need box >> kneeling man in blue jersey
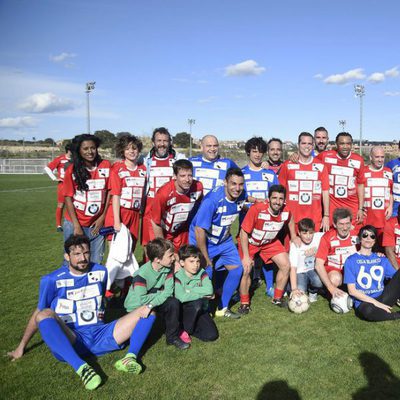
[190,167,246,319]
[8,235,150,390]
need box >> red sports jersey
[147,155,175,199]
[47,154,71,182]
[317,150,364,223]
[151,179,203,238]
[63,160,111,227]
[362,166,393,228]
[382,217,400,265]
[315,228,359,271]
[278,158,329,229]
[109,161,147,210]
[241,201,291,246]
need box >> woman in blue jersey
[344,225,400,321]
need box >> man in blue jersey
[8,235,150,390]
[189,135,239,195]
[241,137,279,299]
[190,167,246,319]
[386,141,400,217]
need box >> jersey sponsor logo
[155,176,170,188]
[251,228,265,240]
[364,172,372,178]
[56,279,74,288]
[173,212,189,223]
[288,181,299,192]
[55,299,74,314]
[348,159,361,169]
[196,168,220,179]
[221,214,237,226]
[262,221,283,231]
[98,168,110,178]
[88,270,105,283]
[299,192,312,205]
[262,172,275,182]
[368,178,388,187]
[87,179,106,190]
[299,180,313,191]
[331,165,353,177]
[77,310,97,325]
[88,190,102,202]
[372,198,384,209]
[383,170,393,180]
[190,190,202,201]
[125,177,145,187]
[335,185,347,198]
[312,163,324,172]
[73,201,85,211]
[281,211,289,220]
[210,224,223,236]
[74,190,86,203]
[150,167,174,177]
[295,171,318,181]
[118,170,130,178]
[287,164,300,170]
[139,169,146,177]
[371,187,386,197]
[325,157,337,164]
[351,236,359,245]
[191,161,202,167]
[313,181,322,193]
[258,213,271,221]
[331,240,340,246]
[246,181,269,191]
[86,202,100,216]
[167,197,177,206]
[66,284,100,301]
[289,194,298,201]
[59,314,76,324]
[335,175,348,185]
[214,161,228,170]
[170,202,194,214]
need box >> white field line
[0,186,55,193]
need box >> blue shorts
[208,238,242,271]
[53,321,125,361]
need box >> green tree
[94,130,116,148]
[173,132,191,148]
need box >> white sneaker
[309,292,318,303]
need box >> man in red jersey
[316,132,365,226]
[44,143,72,231]
[151,159,203,252]
[141,127,185,250]
[361,146,393,245]
[383,205,400,270]
[238,184,299,311]
[279,132,330,232]
[315,208,360,297]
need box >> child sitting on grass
[289,218,323,302]
[174,245,219,343]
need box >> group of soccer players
[8,126,400,390]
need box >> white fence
[0,158,50,174]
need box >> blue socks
[221,266,243,309]
[128,315,156,357]
[38,318,85,372]
[263,264,274,291]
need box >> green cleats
[115,353,142,374]
[76,363,101,390]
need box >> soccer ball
[330,293,353,314]
[288,293,310,314]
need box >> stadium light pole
[354,84,365,156]
[188,118,195,157]
[339,119,346,132]
[86,82,96,134]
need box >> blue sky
[0,0,399,142]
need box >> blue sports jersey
[189,155,239,195]
[242,165,279,200]
[38,263,107,329]
[190,185,246,246]
[343,253,396,308]
[385,157,400,217]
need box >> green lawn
[1,175,400,400]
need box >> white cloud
[224,60,266,77]
[49,52,77,63]
[313,73,323,79]
[384,91,400,96]
[0,116,38,129]
[324,68,366,84]
[19,92,76,113]
[367,72,385,83]
[385,66,399,78]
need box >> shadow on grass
[352,352,400,400]
[256,380,301,400]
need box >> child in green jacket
[175,245,219,343]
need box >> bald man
[189,135,239,195]
[361,146,393,244]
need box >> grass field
[1,175,400,400]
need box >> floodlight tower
[339,120,346,132]
[354,84,365,155]
[86,82,96,134]
[188,118,196,157]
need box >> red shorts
[140,208,155,246]
[57,182,65,203]
[325,266,343,275]
[238,239,286,264]
[166,231,189,253]
[104,207,140,250]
